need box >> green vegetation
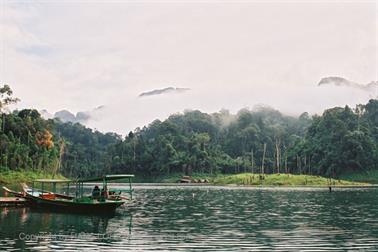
[0,84,120,180]
[1,84,378,184]
[109,100,378,180]
[0,170,66,184]
[339,170,378,184]
[134,172,369,186]
[212,173,368,186]
[143,173,214,183]
[53,122,121,177]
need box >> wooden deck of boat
[0,197,27,207]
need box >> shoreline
[129,183,378,188]
[0,170,66,185]
[1,170,376,188]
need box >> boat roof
[34,179,72,183]
[33,174,134,183]
[78,174,135,182]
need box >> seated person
[92,185,100,199]
[101,185,109,200]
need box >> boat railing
[27,174,135,201]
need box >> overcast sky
[1,0,377,135]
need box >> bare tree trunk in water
[262,143,266,175]
[275,138,280,173]
[285,151,288,174]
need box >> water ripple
[1,186,378,251]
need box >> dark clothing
[92,187,100,199]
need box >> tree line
[0,84,121,178]
[109,100,377,178]
[1,84,377,179]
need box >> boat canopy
[33,175,134,184]
[29,174,134,200]
[78,174,135,183]
[34,179,72,183]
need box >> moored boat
[22,174,134,214]
[2,186,26,198]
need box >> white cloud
[1,1,377,135]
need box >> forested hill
[108,100,378,178]
[0,110,121,178]
[0,85,377,179]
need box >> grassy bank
[212,173,369,186]
[149,172,370,186]
[1,170,373,186]
[0,170,66,184]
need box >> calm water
[1,185,378,251]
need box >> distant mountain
[139,87,190,97]
[54,110,76,123]
[366,81,378,91]
[318,77,378,93]
[40,105,105,124]
[40,109,53,119]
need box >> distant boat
[22,174,134,214]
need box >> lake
[1,185,378,251]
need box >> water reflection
[1,186,378,251]
[0,205,133,250]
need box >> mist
[1,1,377,135]
[78,82,376,135]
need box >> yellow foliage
[36,130,54,149]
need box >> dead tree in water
[284,145,288,174]
[261,143,266,175]
[275,138,281,173]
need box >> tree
[1,84,376,181]
[0,84,20,112]
[0,84,20,132]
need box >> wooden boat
[2,186,26,198]
[22,174,134,214]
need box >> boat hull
[25,194,125,214]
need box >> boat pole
[81,182,84,198]
[129,177,132,199]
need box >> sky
[1,0,377,135]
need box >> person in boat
[101,185,109,200]
[92,185,101,199]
